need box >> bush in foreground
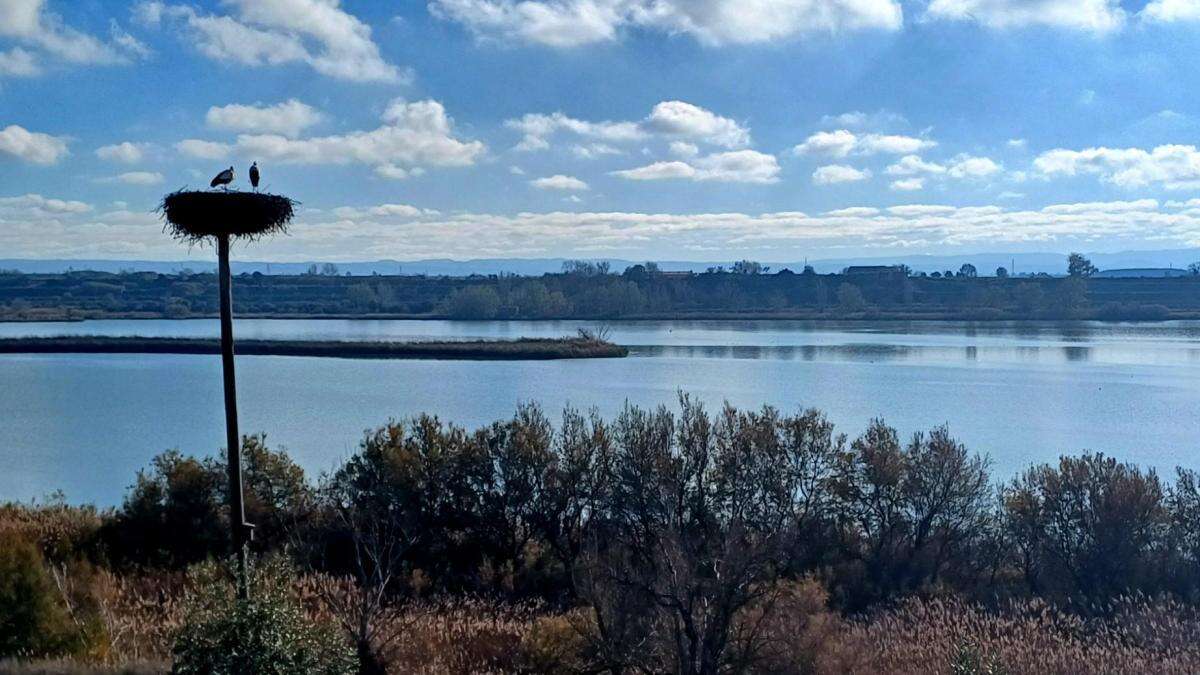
[171,557,354,675]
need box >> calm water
[2,319,1198,504]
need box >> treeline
[5,399,1200,672]
[2,264,1198,321]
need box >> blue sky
[4,0,1200,262]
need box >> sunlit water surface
[2,319,1197,504]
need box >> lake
[2,318,1198,505]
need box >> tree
[958,264,978,278]
[562,260,610,277]
[1188,262,1200,276]
[837,283,866,313]
[445,286,501,319]
[1067,253,1097,278]
[732,260,770,275]
[995,267,1009,278]
[321,263,340,276]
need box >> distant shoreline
[0,336,629,360]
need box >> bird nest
[160,190,296,242]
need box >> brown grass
[9,570,1200,674]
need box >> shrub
[171,557,355,675]
[0,532,82,658]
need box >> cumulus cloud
[1034,144,1200,189]
[812,164,871,184]
[1142,0,1200,21]
[0,0,145,69]
[507,100,747,152]
[884,154,1001,181]
[924,0,1125,32]
[95,141,149,163]
[793,129,935,157]
[0,124,68,164]
[531,174,590,190]
[612,150,780,184]
[429,0,903,47]
[135,0,404,83]
[178,99,485,177]
[642,101,750,148]
[571,143,623,159]
[205,99,323,138]
[890,178,924,191]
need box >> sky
[5,0,1200,263]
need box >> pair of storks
[210,162,259,190]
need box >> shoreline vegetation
[1,260,1198,323]
[0,335,628,360]
[4,398,1200,673]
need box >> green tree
[958,264,978,278]
[995,267,1009,278]
[1067,253,1097,277]
[837,283,867,312]
[445,286,501,319]
[0,533,82,658]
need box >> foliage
[0,533,87,659]
[171,557,355,675]
[1068,253,1098,278]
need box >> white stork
[249,162,260,190]
[210,166,234,190]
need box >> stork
[210,166,235,190]
[249,162,260,191]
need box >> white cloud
[531,174,590,191]
[571,143,623,159]
[95,141,149,163]
[0,124,68,164]
[1034,144,1200,189]
[885,155,946,176]
[924,0,1125,32]
[825,207,880,217]
[794,129,934,157]
[890,178,924,191]
[0,0,143,67]
[179,99,485,175]
[947,154,1002,179]
[610,160,697,181]
[430,0,903,48]
[813,164,871,184]
[507,100,747,152]
[137,0,404,83]
[101,171,165,185]
[176,139,232,160]
[669,141,699,157]
[509,165,525,175]
[612,150,780,183]
[1007,138,1028,149]
[642,101,750,148]
[507,112,645,151]
[0,47,39,76]
[8,194,1200,260]
[1141,0,1200,22]
[205,100,323,138]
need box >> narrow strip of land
[0,336,628,360]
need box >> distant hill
[2,249,1198,277]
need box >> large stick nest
[160,190,296,242]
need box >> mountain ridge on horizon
[3,248,1199,277]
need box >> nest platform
[160,190,295,242]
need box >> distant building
[842,265,906,279]
[1093,268,1191,279]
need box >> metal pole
[218,234,250,600]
